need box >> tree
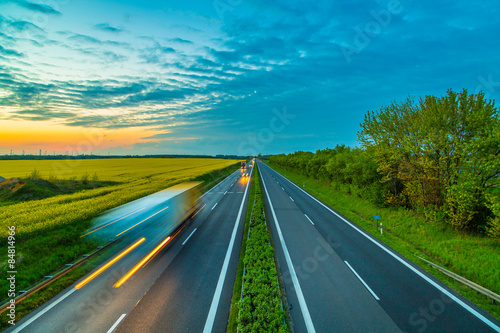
[358,89,500,232]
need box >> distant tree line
[0,154,246,160]
[270,89,500,237]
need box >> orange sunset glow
[0,120,166,153]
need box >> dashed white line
[260,172,316,333]
[182,228,197,245]
[344,261,380,300]
[224,190,228,195]
[282,187,285,191]
[304,214,314,225]
[212,203,218,210]
[289,196,294,202]
[11,288,77,332]
[263,163,500,332]
[107,314,127,333]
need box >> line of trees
[270,89,500,237]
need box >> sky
[0,0,499,156]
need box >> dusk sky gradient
[1,0,499,156]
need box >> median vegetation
[228,165,289,333]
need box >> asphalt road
[258,162,500,333]
[8,167,252,333]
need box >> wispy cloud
[94,23,123,33]
[10,0,61,15]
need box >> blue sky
[1,0,499,156]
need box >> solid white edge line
[11,288,77,332]
[344,261,380,301]
[182,228,197,245]
[107,314,127,333]
[201,169,240,198]
[202,167,253,333]
[304,214,314,225]
[260,167,317,333]
[212,202,218,210]
[263,163,500,332]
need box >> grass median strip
[227,165,290,333]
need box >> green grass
[268,162,500,321]
[0,159,240,310]
[234,165,289,333]
[0,178,114,205]
[227,167,256,333]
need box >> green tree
[359,89,500,232]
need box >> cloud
[10,109,76,121]
[169,37,193,44]
[0,45,23,57]
[13,0,61,15]
[94,23,123,33]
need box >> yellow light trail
[75,237,145,290]
[115,206,169,237]
[113,226,185,288]
[191,204,206,218]
[81,208,146,238]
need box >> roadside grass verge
[228,165,289,333]
[0,159,240,322]
[268,162,500,321]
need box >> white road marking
[212,203,218,210]
[182,228,197,245]
[289,196,294,202]
[282,187,285,191]
[11,288,77,332]
[107,314,127,333]
[304,214,314,225]
[201,169,240,198]
[224,190,227,195]
[203,167,253,333]
[237,191,244,194]
[262,163,500,332]
[344,261,380,300]
[260,171,317,333]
